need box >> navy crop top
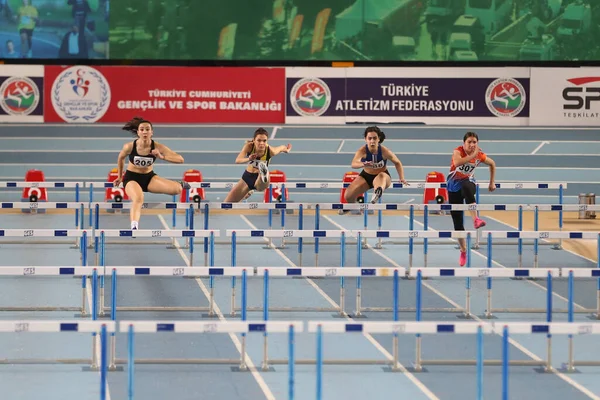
[129,139,157,167]
[363,145,387,169]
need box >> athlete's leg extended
[254,162,270,192]
[224,180,251,203]
[448,189,468,266]
[461,181,486,229]
[345,177,370,203]
[370,171,392,203]
[125,181,144,229]
[147,175,187,196]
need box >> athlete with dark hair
[447,131,496,266]
[345,126,408,204]
[113,116,190,229]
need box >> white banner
[285,67,531,126]
[530,67,600,126]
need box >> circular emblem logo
[0,77,40,116]
[290,77,331,117]
[51,66,111,123]
[485,78,526,117]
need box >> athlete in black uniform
[345,126,408,204]
[113,116,190,229]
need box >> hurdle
[98,266,250,319]
[96,229,218,267]
[0,320,114,370]
[90,201,198,249]
[120,320,301,399]
[486,230,600,269]
[0,266,95,315]
[307,320,595,400]
[0,229,89,264]
[0,202,87,247]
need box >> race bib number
[457,163,477,175]
[133,156,154,167]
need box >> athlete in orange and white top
[447,132,496,266]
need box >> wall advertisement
[43,65,286,124]
[285,67,531,126]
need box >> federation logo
[289,77,331,117]
[51,66,111,123]
[0,76,40,116]
[485,78,526,117]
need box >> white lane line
[237,214,440,400]
[270,126,280,140]
[157,214,275,400]
[85,279,112,400]
[531,141,550,155]
[336,140,345,153]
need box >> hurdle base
[533,366,555,374]
[557,365,581,374]
[73,312,89,318]
[82,365,99,372]
[349,312,368,319]
[331,312,349,318]
[456,313,474,320]
[109,365,125,372]
[480,312,498,320]
[201,313,219,319]
[382,365,407,373]
[405,366,429,373]
[586,314,600,320]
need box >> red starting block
[339,172,365,203]
[180,169,205,203]
[105,168,129,203]
[21,169,47,213]
[423,171,448,213]
[264,169,289,203]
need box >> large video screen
[108,0,597,62]
[0,0,109,59]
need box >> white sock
[131,220,138,229]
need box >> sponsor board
[285,67,530,125]
[44,66,285,124]
[530,68,600,126]
[0,65,44,123]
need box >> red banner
[44,66,285,124]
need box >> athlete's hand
[282,143,292,153]
[362,160,374,167]
[248,153,258,161]
[400,179,409,186]
[470,146,480,159]
[488,182,496,192]
[113,177,122,188]
[151,149,164,159]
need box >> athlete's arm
[452,148,479,167]
[383,147,408,184]
[234,142,255,164]
[114,142,132,186]
[351,148,367,169]
[271,143,292,156]
[154,142,184,164]
[482,156,496,191]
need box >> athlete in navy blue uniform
[113,116,190,230]
[345,126,408,204]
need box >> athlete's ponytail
[364,126,385,143]
[122,116,152,137]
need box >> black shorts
[448,180,477,205]
[242,170,259,190]
[359,169,390,189]
[123,170,157,192]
